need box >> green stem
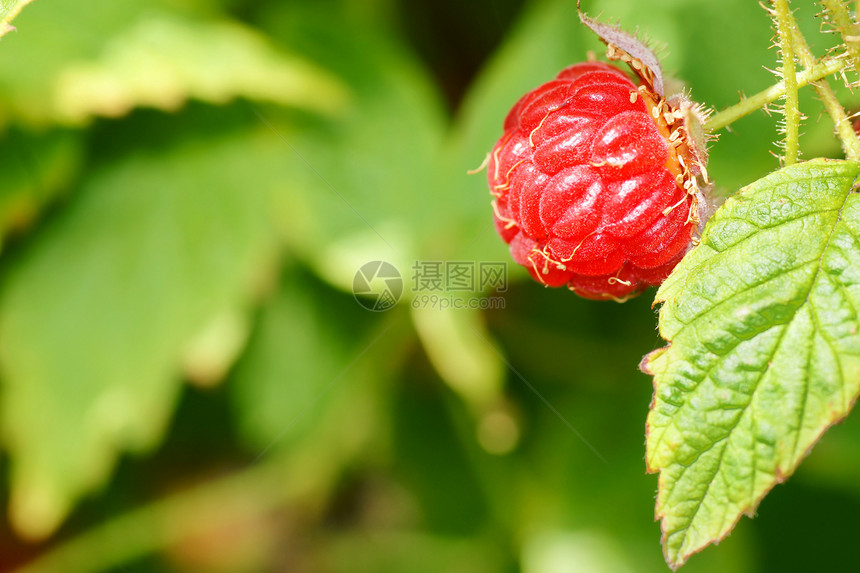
[705,57,847,132]
[775,0,800,165]
[791,10,860,160]
[812,84,860,160]
[822,0,860,74]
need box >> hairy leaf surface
[645,159,860,568]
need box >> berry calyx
[488,60,705,301]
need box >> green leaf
[230,269,356,451]
[52,14,346,124]
[0,133,278,539]
[230,264,414,458]
[0,0,34,37]
[0,0,344,126]
[256,4,447,290]
[0,129,82,241]
[644,159,860,568]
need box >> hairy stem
[791,10,860,160]
[774,0,801,164]
[822,0,860,74]
[706,57,846,132]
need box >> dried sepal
[577,7,664,95]
[578,3,718,234]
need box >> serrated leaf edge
[646,159,860,569]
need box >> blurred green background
[0,0,858,571]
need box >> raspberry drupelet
[488,61,697,301]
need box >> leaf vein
[670,260,817,336]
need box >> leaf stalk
[705,57,847,132]
[774,0,801,165]
[790,8,860,161]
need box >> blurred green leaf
[230,268,361,451]
[0,132,279,539]
[0,129,82,242]
[229,262,417,471]
[181,306,251,387]
[645,159,860,568]
[0,0,344,126]
[256,3,448,290]
[0,0,35,37]
[54,14,346,124]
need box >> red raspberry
[488,61,696,301]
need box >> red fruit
[488,61,698,301]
